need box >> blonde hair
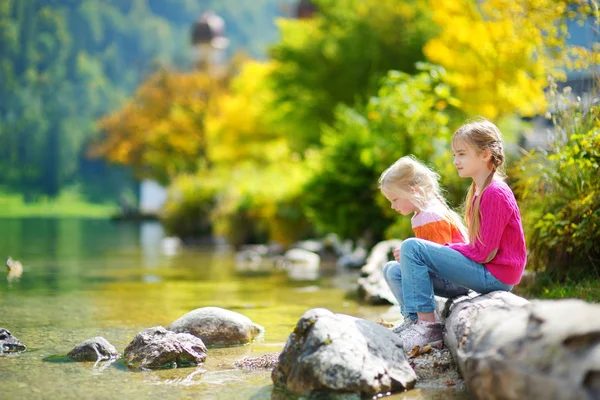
[379,155,467,240]
[452,117,506,245]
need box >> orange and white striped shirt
[412,200,465,245]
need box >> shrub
[161,174,217,239]
[514,80,600,279]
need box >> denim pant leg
[431,274,470,298]
[382,261,417,321]
[399,238,513,314]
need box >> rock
[123,326,207,370]
[235,249,272,273]
[357,268,397,305]
[280,248,321,281]
[336,246,368,269]
[234,353,280,370]
[0,328,26,354]
[360,239,403,277]
[444,291,600,400]
[167,307,264,346]
[67,337,119,361]
[272,308,416,398]
[356,239,404,305]
[290,239,325,255]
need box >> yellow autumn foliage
[92,69,221,184]
[205,60,311,246]
[424,0,594,119]
[206,61,283,165]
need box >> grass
[0,187,118,218]
[514,272,600,303]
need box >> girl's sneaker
[399,320,443,350]
[391,317,416,335]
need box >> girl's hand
[393,248,400,262]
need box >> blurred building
[139,180,168,216]
[296,0,317,19]
[191,10,230,73]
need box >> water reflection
[144,367,206,386]
[140,221,165,268]
[92,357,119,374]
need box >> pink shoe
[391,317,416,335]
[399,320,443,350]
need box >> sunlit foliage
[424,0,597,119]
[93,69,219,184]
[268,0,437,150]
[159,61,311,245]
[513,79,600,279]
[206,61,281,166]
[206,61,311,246]
[303,65,468,240]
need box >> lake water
[0,219,468,399]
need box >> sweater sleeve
[449,186,512,263]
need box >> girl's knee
[383,261,400,280]
[383,261,395,273]
[400,237,421,255]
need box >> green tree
[267,0,437,151]
[0,0,288,200]
[303,65,465,240]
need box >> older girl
[398,118,526,349]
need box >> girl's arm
[448,186,513,263]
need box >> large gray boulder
[444,291,600,400]
[272,308,416,398]
[0,328,26,354]
[167,307,264,346]
[67,337,119,361]
[123,326,207,370]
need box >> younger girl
[397,118,527,350]
[379,156,470,333]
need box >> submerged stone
[123,326,207,370]
[0,328,26,355]
[67,337,119,361]
[168,307,264,346]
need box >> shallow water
[0,219,468,399]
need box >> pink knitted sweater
[449,180,526,285]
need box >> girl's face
[452,140,491,179]
[382,188,417,216]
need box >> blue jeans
[397,238,512,315]
[383,261,470,321]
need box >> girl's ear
[480,148,492,162]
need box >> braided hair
[452,117,506,245]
